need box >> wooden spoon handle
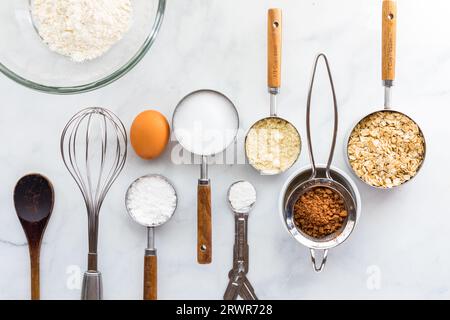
[143,252,157,300]
[382,0,397,82]
[268,8,282,89]
[197,181,212,264]
[30,249,40,300]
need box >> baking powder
[126,175,177,226]
[228,181,257,212]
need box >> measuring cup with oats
[346,0,426,189]
[245,9,301,175]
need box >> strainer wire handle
[306,53,338,180]
[310,249,328,273]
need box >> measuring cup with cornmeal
[245,9,301,175]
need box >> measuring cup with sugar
[125,174,177,300]
[172,89,239,264]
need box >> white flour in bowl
[31,0,133,62]
[126,175,177,227]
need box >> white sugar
[173,91,238,156]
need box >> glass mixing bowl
[0,0,166,94]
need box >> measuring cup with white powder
[172,89,239,264]
[125,174,177,300]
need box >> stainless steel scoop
[224,181,258,300]
[125,174,177,300]
[282,54,358,273]
[227,182,256,276]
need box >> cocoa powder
[293,187,348,238]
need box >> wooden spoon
[14,174,54,300]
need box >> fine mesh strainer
[281,54,359,273]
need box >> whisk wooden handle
[268,8,282,89]
[143,254,157,300]
[382,0,397,82]
[197,182,212,264]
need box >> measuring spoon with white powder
[225,181,258,300]
[125,174,177,300]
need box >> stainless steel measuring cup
[346,0,426,189]
[172,89,239,264]
[279,54,360,273]
[245,9,301,175]
[125,174,177,300]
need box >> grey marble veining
[0,0,449,299]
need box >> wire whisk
[60,107,127,300]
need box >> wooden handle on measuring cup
[382,0,397,82]
[197,181,212,264]
[268,8,282,89]
[143,253,157,300]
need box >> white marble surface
[0,0,449,300]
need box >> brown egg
[130,110,170,160]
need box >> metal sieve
[279,53,359,273]
[346,0,426,189]
[279,166,361,273]
[245,9,301,175]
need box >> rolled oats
[347,111,425,188]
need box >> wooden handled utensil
[125,174,178,300]
[346,0,426,189]
[172,89,239,264]
[245,8,301,175]
[14,174,54,300]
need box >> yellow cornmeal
[246,118,301,174]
